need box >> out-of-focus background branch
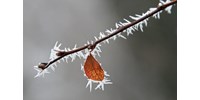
[24,0,176,100]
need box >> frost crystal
[160,0,173,14]
[50,41,62,61]
[34,66,50,78]
[84,70,112,92]
[153,11,162,19]
[165,5,173,14]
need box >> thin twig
[42,0,177,69]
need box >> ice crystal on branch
[50,41,62,61]
[34,67,50,78]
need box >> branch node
[88,43,96,52]
[38,63,48,70]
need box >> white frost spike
[64,48,68,52]
[53,41,58,48]
[67,48,71,51]
[93,48,101,57]
[119,21,126,26]
[149,8,157,12]
[50,65,55,71]
[73,44,77,50]
[96,50,101,57]
[87,41,90,45]
[70,53,76,62]
[112,35,117,40]
[84,49,90,59]
[62,58,65,62]
[143,19,148,27]
[64,56,69,63]
[77,51,85,59]
[139,23,144,32]
[86,79,92,92]
[80,64,84,71]
[54,41,62,49]
[135,14,142,18]
[123,18,131,24]
[105,29,113,34]
[153,11,162,19]
[134,23,139,30]
[94,36,98,41]
[90,40,94,44]
[91,51,96,57]
[85,78,112,91]
[95,82,104,90]
[129,15,139,20]
[117,33,127,39]
[94,78,112,91]
[57,59,61,63]
[68,48,77,62]
[53,63,57,68]
[34,66,50,78]
[105,29,111,35]
[105,38,109,44]
[159,0,164,4]
[159,0,173,14]
[99,32,106,40]
[104,71,110,77]
[115,23,122,29]
[126,27,134,36]
[96,44,102,53]
[165,5,172,14]
[50,41,62,60]
[91,50,96,58]
[160,0,171,5]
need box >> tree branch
[39,0,177,70]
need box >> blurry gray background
[24,0,177,100]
